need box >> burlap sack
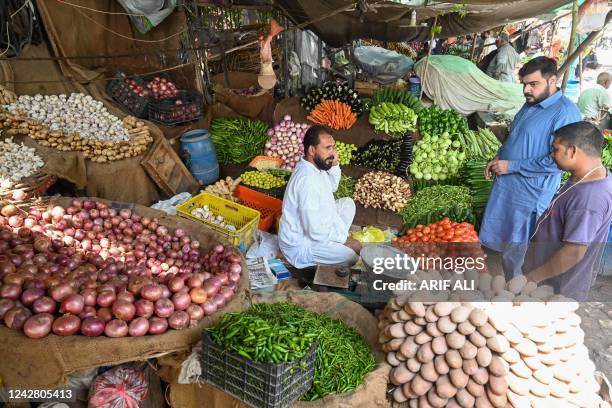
[9,130,162,206]
[163,291,392,408]
[0,198,249,388]
[212,72,274,120]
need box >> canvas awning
[271,0,573,47]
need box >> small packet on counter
[267,258,291,281]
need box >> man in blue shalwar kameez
[479,57,581,279]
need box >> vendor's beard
[314,155,334,171]
[524,87,551,105]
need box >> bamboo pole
[561,0,579,92]
[579,51,583,95]
[511,11,571,43]
[419,15,438,101]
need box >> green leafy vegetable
[400,185,474,230]
[334,174,355,199]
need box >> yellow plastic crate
[176,192,260,251]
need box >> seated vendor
[279,125,361,269]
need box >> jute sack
[0,197,249,388]
[212,72,274,119]
[164,290,392,408]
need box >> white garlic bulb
[6,93,130,142]
[0,136,44,184]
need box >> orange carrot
[307,99,357,130]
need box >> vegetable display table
[273,97,395,147]
[469,111,509,144]
[219,163,404,230]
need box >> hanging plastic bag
[88,366,148,408]
[258,19,284,89]
[246,229,279,260]
[116,0,176,34]
[150,192,192,215]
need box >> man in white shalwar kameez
[487,32,520,83]
[279,125,361,268]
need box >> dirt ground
[581,275,612,380]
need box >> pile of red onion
[0,199,242,339]
[120,75,151,98]
[264,115,309,170]
[147,77,178,99]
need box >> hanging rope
[54,0,147,17]
[73,8,186,43]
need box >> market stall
[1,0,611,406]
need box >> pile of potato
[0,110,152,162]
[379,271,609,408]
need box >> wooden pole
[578,50,583,95]
[561,0,579,92]
[557,9,612,78]
[282,18,291,98]
[470,33,478,62]
[419,15,438,101]
[185,2,212,104]
[513,12,571,42]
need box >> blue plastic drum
[563,80,580,103]
[180,129,219,186]
[408,76,421,98]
